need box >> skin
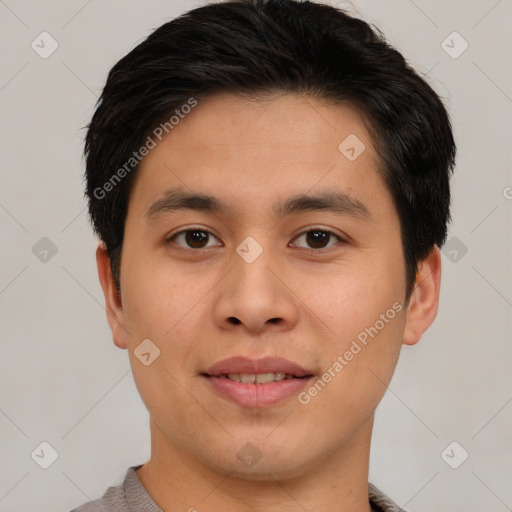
[97,92,441,512]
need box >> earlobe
[96,242,128,349]
[402,246,442,346]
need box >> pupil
[307,230,328,249]
[186,230,208,248]
[183,230,329,250]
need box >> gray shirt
[69,465,407,512]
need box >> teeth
[256,372,284,384]
[224,372,290,383]
[239,373,255,384]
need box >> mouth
[209,372,309,383]
[203,355,312,378]
[201,356,314,407]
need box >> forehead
[129,92,393,222]
[163,92,373,153]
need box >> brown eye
[168,229,221,250]
[292,229,342,251]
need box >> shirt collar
[126,465,406,512]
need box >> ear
[403,245,442,346]
[96,241,128,349]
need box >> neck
[136,416,375,512]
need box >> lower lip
[204,376,312,407]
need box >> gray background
[1,1,511,511]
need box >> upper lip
[203,356,312,378]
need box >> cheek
[121,246,190,335]
[121,257,203,417]
[305,256,404,336]
[306,251,406,397]
[302,303,405,427]
[120,251,216,388]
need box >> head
[85,0,455,480]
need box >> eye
[167,228,222,250]
[166,227,344,253]
[291,228,343,251]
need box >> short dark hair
[84,0,456,302]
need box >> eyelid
[292,225,345,240]
[165,225,223,247]
[165,225,346,251]
[289,225,345,250]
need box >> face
[98,92,439,480]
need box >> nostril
[228,317,241,325]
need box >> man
[71,0,455,510]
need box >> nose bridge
[213,232,299,332]
[231,234,278,299]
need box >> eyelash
[165,226,345,254]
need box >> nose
[212,243,299,335]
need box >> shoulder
[69,497,110,512]
[68,465,144,512]
[68,484,126,512]
[369,482,408,512]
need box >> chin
[199,441,314,482]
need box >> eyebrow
[146,187,371,221]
